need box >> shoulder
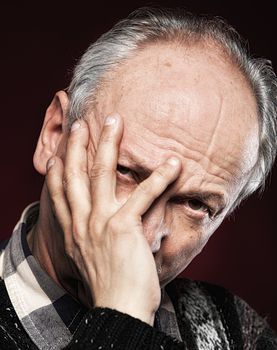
[167,278,277,349]
[166,277,241,315]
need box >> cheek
[158,216,209,282]
[165,211,204,256]
[162,223,204,261]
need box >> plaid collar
[0,203,87,349]
[0,203,182,349]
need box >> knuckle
[153,167,169,182]
[89,214,103,234]
[106,216,124,234]
[137,181,152,196]
[63,170,76,188]
[64,173,74,187]
[106,216,117,232]
[89,164,111,180]
[49,186,63,202]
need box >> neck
[27,184,92,308]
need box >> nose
[142,199,170,253]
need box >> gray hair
[67,7,277,209]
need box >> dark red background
[1,1,276,331]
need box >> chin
[157,265,184,288]
[155,252,194,289]
[155,257,178,288]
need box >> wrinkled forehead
[95,43,259,176]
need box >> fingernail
[71,121,81,132]
[47,158,55,171]
[105,115,117,126]
[167,157,180,167]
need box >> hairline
[78,36,257,126]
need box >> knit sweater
[1,278,276,349]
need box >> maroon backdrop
[1,1,276,331]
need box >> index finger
[119,157,181,218]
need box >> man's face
[82,42,259,286]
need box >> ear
[33,90,69,175]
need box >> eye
[187,199,207,211]
[186,198,214,218]
[116,164,138,183]
[170,196,213,219]
[117,164,131,175]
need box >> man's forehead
[95,42,259,182]
[99,42,257,127]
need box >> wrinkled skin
[85,42,259,285]
[29,41,259,312]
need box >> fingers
[89,114,123,209]
[63,120,91,225]
[45,156,72,245]
[46,111,181,247]
[120,158,181,217]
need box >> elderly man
[0,7,276,349]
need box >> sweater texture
[1,277,276,349]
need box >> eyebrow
[119,150,228,210]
